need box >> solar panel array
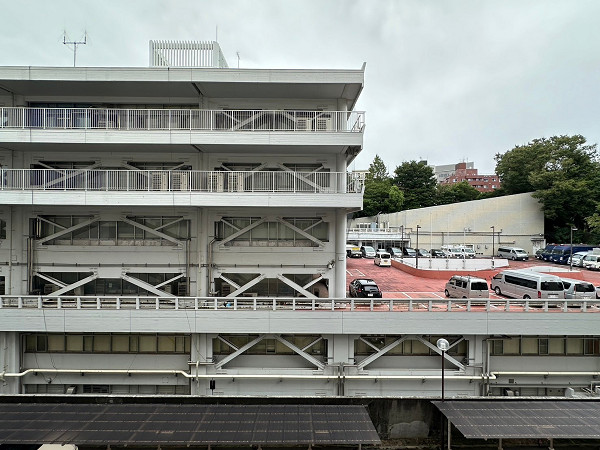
[0,403,380,446]
[434,400,600,439]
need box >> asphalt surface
[346,257,600,299]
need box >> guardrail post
[524,300,529,312]
[408,299,413,312]
[311,298,315,311]
[18,297,23,308]
[428,300,433,312]
[194,298,198,310]
[96,297,101,309]
[582,301,587,312]
[38,297,42,308]
[136,297,140,309]
[155,298,160,309]
[543,301,548,312]
[77,297,81,309]
[466,300,471,312]
[447,300,452,311]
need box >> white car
[568,251,592,267]
[374,251,391,267]
[582,254,600,270]
[360,246,376,258]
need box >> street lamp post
[437,338,450,450]
[570,226,578,271]
[415,225,421,269]
[490,226,495,268]
[400,225,404,261]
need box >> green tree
[495,135,600,241]
[435,181,481,205]
[393,160,437,209]
[358,155,404,217]
[366,154,388,182]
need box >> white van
[497,246,529,261]
[561,278,597,299]
[374,251,392,267]
[490,269,565,299]
[582,254,600,270]
[444,276,489,298]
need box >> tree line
[357,135,600,243]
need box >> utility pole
[63,31,87,67]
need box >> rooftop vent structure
[149,40,228,68]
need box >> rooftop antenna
[63,30,87,67]
[236,51,240,68]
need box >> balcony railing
[0,169,364,194]
[0,107,365,132]
[0,295,598,312]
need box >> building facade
[440,162,501,192]
[0,44,599,405]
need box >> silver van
[561,278,596,299]
[497,246,529,261]
[444,275,489,298]
[491,269,565,299]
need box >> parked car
[535,249,544,259]
[348,279,382,298]
[346,244,362,258]
[552,245,596,264]
[402,247,417,257]
[416,249,431,257]
[374,251,392,267]
[597,285,600,299]
[582,254,600,270]
[540,244,558,262]
[430,249,447,258]
[445,247,475,258]
[360,246,376,258]
[386,247,403,257]
[568,251,592,268]
[561,278,597,300]
[444,275,489,298]
[497,246,529,261]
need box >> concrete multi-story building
[432,161,475,184]
[440,162,501,192]
[0,42,599,424]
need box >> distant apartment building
[432,161,474,183]
[439,162,501,192]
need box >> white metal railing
[0,296,598,312]
[0,107,365,133]
[0,169,364,194]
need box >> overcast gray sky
[2,0,599,174]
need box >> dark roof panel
[434,400,600,439]
[0,403,379,446]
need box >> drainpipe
[206,238,216,296]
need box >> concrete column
[0,332,21,394]
[334,210,347,298]
[197,208,209,296]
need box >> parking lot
[346,256,600,299]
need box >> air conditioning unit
[315,117,332,131]
[151,172,169,190]
[227,172,245,192]
[296,117,312,131]
[172,172,189,191]
[210,172,224,192]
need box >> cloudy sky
[2,0,599,174]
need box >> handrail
[0,295,598,312]
[0,169,364,194]
[0,107,365,133]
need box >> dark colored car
[535,249,544,259]
[386,247,403,257]
[348,278,382,298]
[431,249,446,258]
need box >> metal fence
[0,295,598,312]
[0,107,365,132]
[0,169,364,194]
